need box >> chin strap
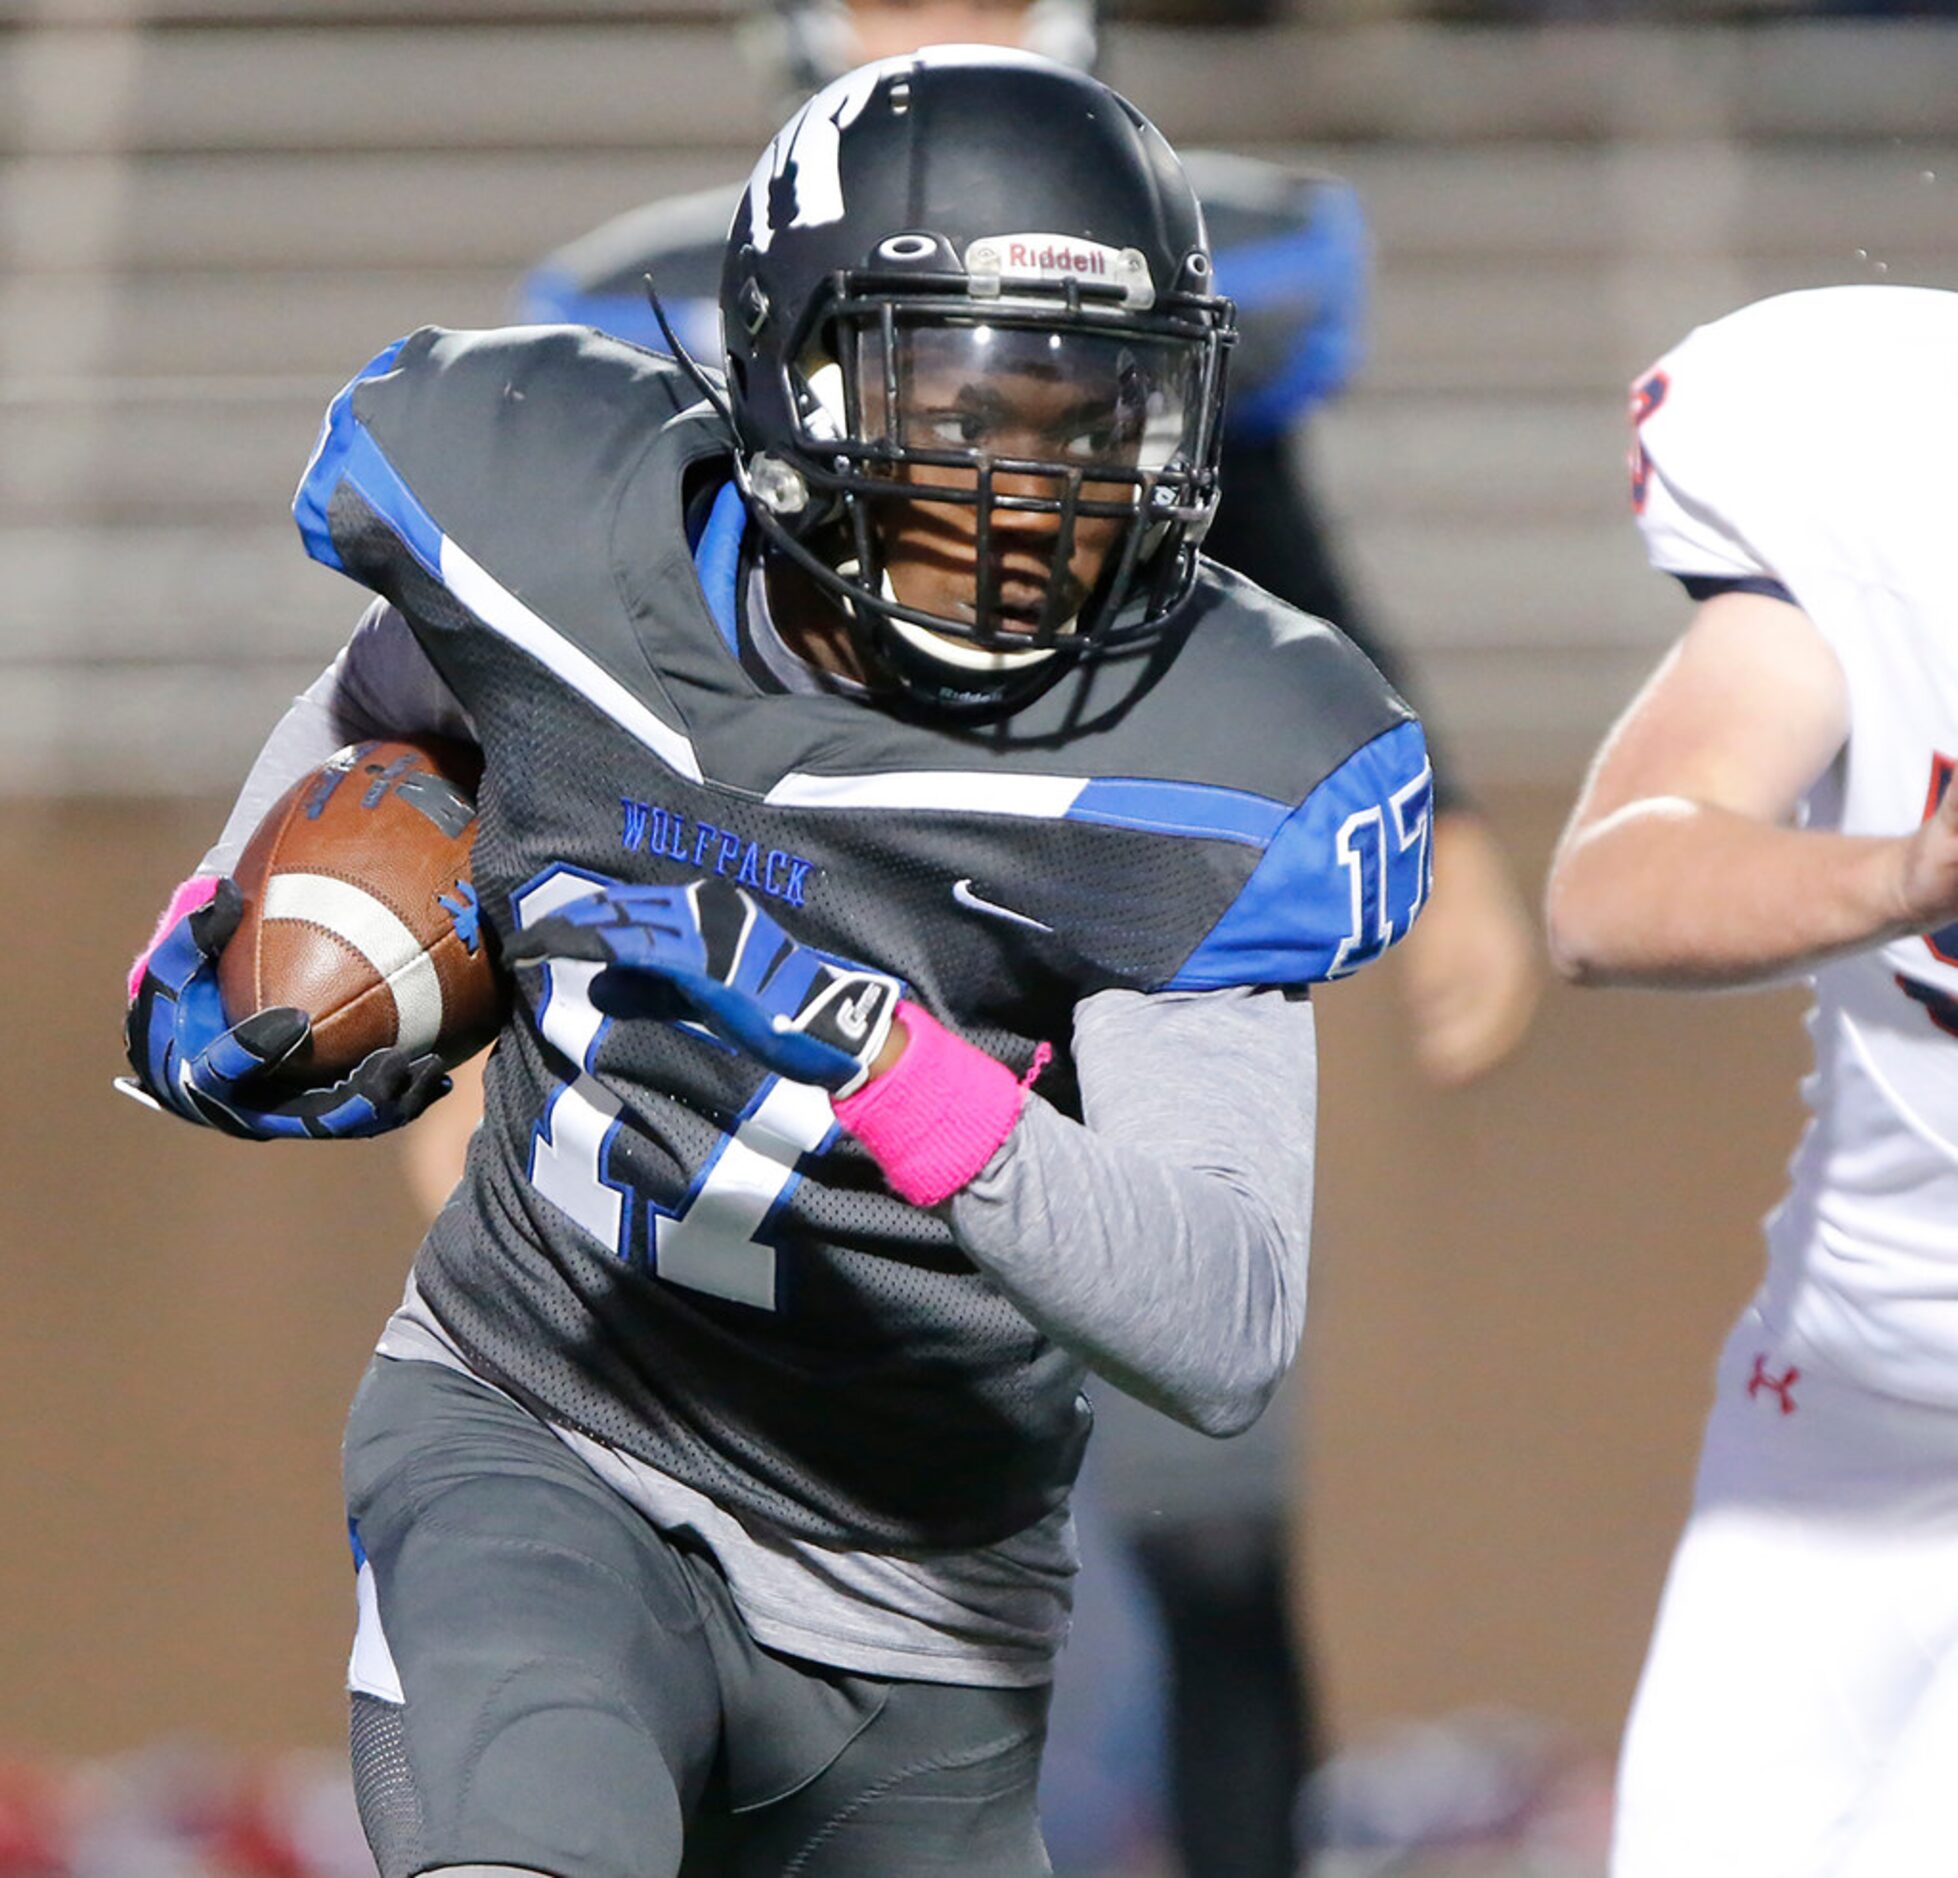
[831,1000,1050,1207]
[868,604,1078,717]
[881,566,1065,677]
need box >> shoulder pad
[295,324,699,579]
[292,325,716,786]
[1153,566,1431,988]
[1163,564,1413,787]
[1163,717,1430,988]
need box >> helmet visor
[850,316,1204,491]
[809,314,1213,648]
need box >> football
[218,737,504,1088]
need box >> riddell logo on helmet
[1010,240,1107,275]
[964,234,1156,308]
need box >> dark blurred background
[4,0,1955,1870]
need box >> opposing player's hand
[1896,769,1958,935]
[120,877,450,1139]
[506,877,901,1093]
[1395,811,1542,1088]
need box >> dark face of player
[852,321,1197,643]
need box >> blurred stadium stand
[5,1,1957,796]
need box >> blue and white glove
[506,877,901,1094]
[120,877,450,1140]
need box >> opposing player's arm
[943,985,1316,1438]
[1547,588,1958,987]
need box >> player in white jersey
[1546,285,1958,1877]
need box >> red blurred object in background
[0,1760,70,1876]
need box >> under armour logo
[1746,1353,1800,1415]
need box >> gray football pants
[343,1356,1053,1878]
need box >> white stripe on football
[262,872,445,1057]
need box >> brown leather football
[219,738,504,1088]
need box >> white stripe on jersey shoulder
[439,538,704,785]
[765,771,1088,816]
[263,873,444,1057]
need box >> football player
[504,11,1537,1875]
[125,51,1430,1877]
[1547,285,1958,1877]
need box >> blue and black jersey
[296,325,1427,1552]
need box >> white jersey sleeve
[199,600,475,876]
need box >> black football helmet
[720,47,1235,709]
[763,0,1099,93]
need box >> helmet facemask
[738,263,1234,707]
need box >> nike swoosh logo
[952,879,1054,934]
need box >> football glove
[120,876,450,1140]
[506,877,901,1094]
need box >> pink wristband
[832,1000,1035,1208]
[127,874,220,1003]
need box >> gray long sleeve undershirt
[206,604,1318,1427]
[953,987,1315,1437]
